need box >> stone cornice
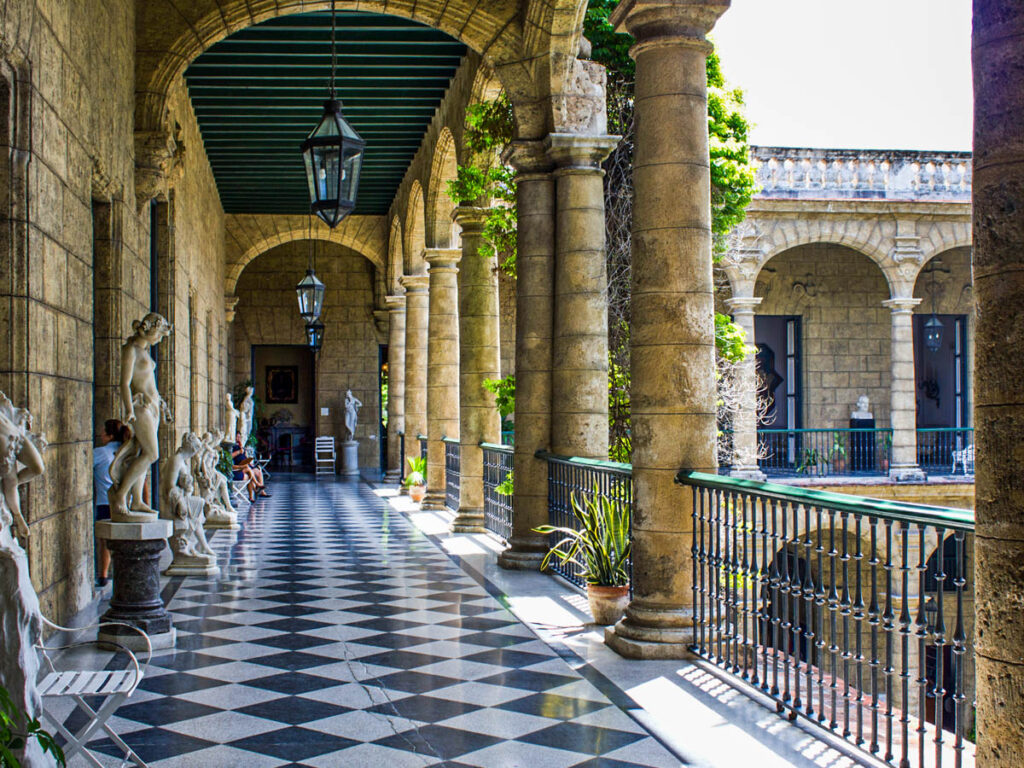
[384,294,406,311]
[745,198,972,220]
[399,274,429,292]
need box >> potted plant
[533,485,631,626]
[796,447,822,476]
[830,433,848,473]
[879,432,892,473]
[403,456,427,502]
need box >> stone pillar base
[451,508,486,534]
[729,467,767,482]
[383,469,401,483]
[603,603,697,660]
[497,535,548,571]
[889,465,927,483]
[163,559,220,578]
[342,440,359,477]
[604,625,697,660]
[96,520,176,650]
[420,490,447,511]
[99,626,177,652]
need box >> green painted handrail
[441,436,459,445]
[480,442,513,453]
[917,427,975,432]
[417,434,427,440]
[535,450,633,475]
[676,470,974,529]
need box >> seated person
[232,433,269,501]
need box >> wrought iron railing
[397,431,406,483]
[917,428,974,475]
[443,437,460,512]
[481,442,513,542]
[418,434,427,461]
[538,451,633,589]
[501,429,515,446]
[754,428,894,478]
[680,471,975,768]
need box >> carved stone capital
[890,234,925,281]
[134,128,182,211]
[399,274,429,293]
[883,297,922,315]
[545,133,620,171]
[501,140,553,177]
[610,0,730,52]
[452,205,489,235]
[424,247,462,268]
[384,293,406,312]
[724,296,763,316]
[224,295,239,324]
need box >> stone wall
[0,0,227,622]
[754,244,893,429]
[230,242,382,469]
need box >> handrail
[480,441,513,453]
[441,436,459,444]
[534,450,632,475]
[417,434,427,440]
[676,469,974,529]
[917,426,974,432]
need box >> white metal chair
[37,616,152,768]
[315,436,336,476]
[951,443,975,474]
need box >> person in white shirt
[93,419,129,586]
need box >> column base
[497,537,548,571]
[420,490,448,511]
[729,466,767,482]
[384,469,402,483]
[603,603,697,659]
[889,465,927,483]
[163,558,220,578]
[451,507,486,534]
[99,626,176,652]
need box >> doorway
[252,345,315,470]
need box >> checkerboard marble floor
[60,476,681,767]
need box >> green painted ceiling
[184,11,466,216]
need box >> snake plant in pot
[403,456,427,502]
[533,484,631,625]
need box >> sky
[712,0,973,152]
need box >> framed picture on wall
[266,366,299,403]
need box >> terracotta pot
[587,584,630,626]
[409,484,426,503]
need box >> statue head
[180,432,203,457]
[856,395,870,413]
[245,386,254,396]
[225,393,234,407]
[132,312,172,344]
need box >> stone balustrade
[753,146,972,201]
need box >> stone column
[400,274,429,488]
[973,6,1024,766]
[453,207,501,532]
[384,293,406,483]
[882,298,926,482]
[422,247,461,511]
[724,296,765,480]
[605,0,729,659]
[499,141,557,569]
[545,134,617,458]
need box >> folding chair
[315,436,336,476]
[231,478,251,505]
[37,615,152,768]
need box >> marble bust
[851,395,873,420]
[344,389,362,442]
[108,313,173,522]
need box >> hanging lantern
[305,319,325,352]
[300,1,365,228]
[295,268,325,322]
[925,315,943,353]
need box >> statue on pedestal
[224,393,240,445]
[194,430,238,529]
[851,394,873,420]
[0,391,47,767]
[344,389,362,442]
[108,313,173,522]
[160,432,217,575]
[239,386,255,450]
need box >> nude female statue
[108,313,173,522]
[224,393,240,446]
[0,391,47,767]
[239,386,255,449]
[344,389,362,442]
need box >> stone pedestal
[342,440,359,477]
[95,520,176,651]
[605,0,729,659]
[164,555,219,579]
[422,248,461,512]
[883,298,926,482]
[500,142,556,570]
[384,294,407,483]
[453,206,501,534]
[204,507,239,530]
[725,296,766,481]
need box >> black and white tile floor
[60,477,681,767]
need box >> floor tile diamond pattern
[65,477,678,767]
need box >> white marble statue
[851,394,873,420]
[239,386,255,449]
[160,432,217,575]
[224,393,240,444]
[108,313,173,523]
[194,430,238,529]
[344,389,362,442]
[0,391,47,767]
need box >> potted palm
[403,456,427,502]
[533,485,631,625]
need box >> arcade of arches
[0,0,1022,766]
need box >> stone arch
[914,223,973,286]
[404,181,427,275]
[425,127,460,249]
[387,216,403,294]
[913,246,974,316]
[134,1,555,149]
[225,220,384,296]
